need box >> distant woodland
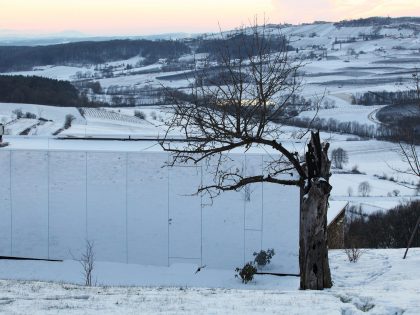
[334,16,420,27]
[195,34,291,60]
[0,39,191,72]
[351,90,420,106]
[0,75,97,107]
[346,201,420,248]
[0,35,294,73]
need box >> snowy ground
[0,249,418,314]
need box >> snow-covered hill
[0,17,419,215]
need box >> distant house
[327,201,348,249]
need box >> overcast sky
[1,0,420,36]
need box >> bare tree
[80,240,95,286]
[358,181,371,197]
[398,136,420,180]
[398,69,420,178]
[331,147,349,169]
[161,23,332,290]
[390,70,420,189]
[400,71,420,258]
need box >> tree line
[0,35,293,73]
[351,90,420,106]
[289,116,420,144]
[334,16,420,27]
[0,39,191,72]
[346,201,420,248]
[195,33,292,61]
[0,75,103,107]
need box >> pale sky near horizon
[1,0,420,36]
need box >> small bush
[12,109,23,119]
[235,262,257,284]
[392,189,400,197]
[24,112,37,119]
[346,137,360,141]
[344,247,364,263]
[323,99,336,109]
[64,114,75,129]
[134,110,146,119]
[351,165,362,174]
[376,173,388,180]
[253,248,275,268]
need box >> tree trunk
[299,131,333,290]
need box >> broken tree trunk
[300,131,333,290]
[403,215,420,259]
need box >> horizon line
[1,15,420,39]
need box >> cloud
[271,0,420,23]
[2,0,420,35]
[270,0,335,23]
[329,0,420,18]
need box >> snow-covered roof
[328,200,348,225]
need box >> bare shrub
[134,110,146,119]
[80,240,95,286]
[24,112,37,119]
[392,189,400,196]
[12,109,23,119]
[344,247,364,263]
[351,165,362,174]
[64,114,75,129]
[323,99,336,109]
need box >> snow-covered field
[0,249,418,314]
